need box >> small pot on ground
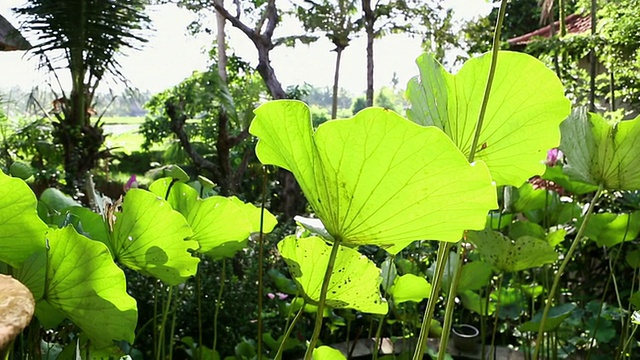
[451,324,480,352]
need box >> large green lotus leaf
[406,53,449,129]
[407,52,570,186]
[111,189,198,285]
[13,250,47,301]
[64,206,110,246]
[43,227,137,347]
[37,188,82,226]
[229,196,278,233]
[581,211,640,247]
[34,299,66,329]
[467,229,557,272]
[251,100,496,254]
[390,274,431,303]
[188,196,254,254]
[0,170,48,267]
[149,177,199,215]
[278,236,388,315]
[560,109,640,190]
[150,178,277,257]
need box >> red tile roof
[507,14,591,46]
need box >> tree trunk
[214,0,228,83]
[213,0,233,194]
[558,0,566,36]
[212,0,305,221]
[589,0,597,112]
[256,44,287,99]
[331,47,344,119]
[363,0,375,107]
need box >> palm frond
[14,0,151,82]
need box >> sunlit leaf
[149,178,199,215]
[33,299,66,329]
[229,196,278,234]
[187,196,254,256]
[111,189,198,285]
[64,206,110,245]
[251,100,496,253]
[380,258,397,293]
[390,274,431,303]
[560,109,640,190]
[42,227,137,347]
[407,51,570,186]
[0,170,47,267]
[13,250,47,300]
[581,211,640,247]
[520,303,576,332]
[278,236,388,314]
[467,229,557,272]
[312,346,346,360]
[546,229,567,247]
[486,212,513,230]
[150,178,278,258]
[39,188,81,212]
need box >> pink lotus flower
[545,148,563,167]
[124,174,138,192]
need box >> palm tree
[298,0,359,119]
[14,0,150,195]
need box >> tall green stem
[490,273,504,360]
[587,216,632,360]
[533,185,604,359]
[157,285,173,360]
[438,245,466,360]
[467,0,508,163]
[435,1,508,359]
[303,238,343,360]
[196,265,203,360]
[213,260,226,354]
[275,304,305,360]
[153,281,159,358]
[373,316,384,360]
[257,167,268,359]
[412,242,452,359]
[169,284,189,360]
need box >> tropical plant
[297,0,360,119]
[14,0,151,195]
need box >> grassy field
[100,116,145,125]
[102,116,148,153]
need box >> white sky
[0,0,493,95]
